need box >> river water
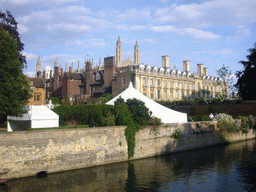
[1,139,256,192]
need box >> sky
[1,0,256,81]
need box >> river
[1,139,256,192]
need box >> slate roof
[28,78,45,88]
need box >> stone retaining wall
[0,122,255,179]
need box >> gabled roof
[28,78,45,88]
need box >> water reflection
[1,139,256,192]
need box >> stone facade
[0,123,255,179]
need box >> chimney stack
[197,64,204,76]
[183,60,190,72]
[162,55,170,69]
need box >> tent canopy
[7,105,59,132]
[106,82,187,123]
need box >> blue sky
[1,0,256,81]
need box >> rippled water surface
[1,139,256,192]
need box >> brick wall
[0,122,255,179]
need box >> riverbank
[0,121,255,179]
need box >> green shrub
[114,101,132,126]
[242,128,249,134]
[171,129,183,139]
[46,97,61,105]
[192,115,211,121]
[102,111,115,126]
[148,117,162,131]
[236,116,249,129]
[53,104,115,127]
[214,113,239,133]
[126,98,151,126]
[248,115,255,129]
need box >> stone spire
[116,36,122,67]
[36,56,41,73]
[65,63,68,72]
[99,57,101,70]
[54,58,58,68]
[78,61,80,73]
[134,40,140,64]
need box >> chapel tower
[116,36,122,67]
[134,41,140,64]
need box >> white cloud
[226,36,241,42]
[9,0,79,5]
[151,25,176,33]
[127,25,148,31]
[153,0,256,31]
[65,38,106,48]
[23,52,38,61]
[214,49,236,55]
[116,8,151,21]
[236,25,250,37]
[151,25,220,40]
[18,24,29,34]
[192,49,236,55]
[25,71,36,77]
[140,39,157,44]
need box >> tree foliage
[216,64,233,99]
[0,11,31,124]
[235,43,256,100]
[0,10,26,68]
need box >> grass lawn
[26,125,89,131]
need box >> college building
[35,36,224,104]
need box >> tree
[0,10,26,68]
[0,12,32,124]
[216,64,233,100]
[235,43,256,100]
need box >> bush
[126,98,151,126]
[236,116,249,129]
[148,117,162,131]
[248,115,255,129]
[53,104,115,127]
[46,97,61,105]
[213,113,239,133]
[192,115,211,121]
[171,129,183,139]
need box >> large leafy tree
[235,43,256,100]
[0,11,31,124]
[0,10,26,68]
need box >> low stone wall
[0,122,255,179]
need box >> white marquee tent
[106,82,187,123]
[7,105,59,132]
